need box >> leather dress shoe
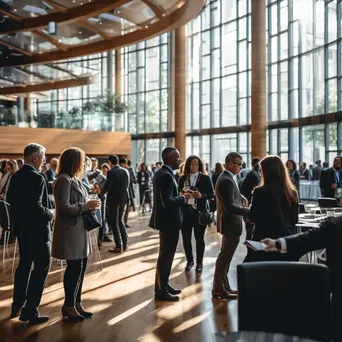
[10,303,22,318]
[185,261,194,272]
[155,291,180,302]
[109,247,122,254]
[75,304,93,319]
[211,289,238,300]
[61,306,84,322]
[125,224,130,228]
[195,263,203,273]
[19,309,49,325]
[227,288,239,295]
[123,245,128,251]
[167,285,182,295]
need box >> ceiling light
[145,25,148,28]
[79,31,82,34]
[162,14,166,17]
[99,21,102,25]
[72,0,76,2]
[13,8,17,12]
[117,11,120,14]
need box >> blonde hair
[57,147,85,178]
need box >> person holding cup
[52,147,101,322]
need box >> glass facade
[20,0,342,168]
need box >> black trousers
[107,203,128,248]
[64,257,88,306]
[139,185,151,205]
[181,209,207,264]
[155,229,179,293]
[13,237,51,314]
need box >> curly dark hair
[57,147,85,178]
[183,155,206,176]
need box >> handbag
[83,209,102,232]
[198,200,215,226]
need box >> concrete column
[251,0,267,158]
[174,25,187,160]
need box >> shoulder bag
[83,209,102,232]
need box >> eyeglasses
[231,161,243,166]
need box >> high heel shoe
[75,303,93,319]
[61,306,85,322]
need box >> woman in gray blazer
[52,147,101,322]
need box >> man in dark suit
[240,157,261,240]
[149,147,192,302]
[319,156,342,199]
[123,159,137,228]
[103,155,129,253]
[312,160,323,181]
[7,143,53,324]
[45,158,58,194]
[262,217,342,340]
[212,152,250,300]
[299,162,311,180]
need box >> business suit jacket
[320,168,342,198]
[248,185,298,241]
[312,165,322,181]
[6,164,52,243]
[240,169,261,204]
[103,166,129,206]
[52,174,90,260]
[215,171,250,237]
[300,169,311,180]
[149,165,185,231]
[128,167,137,199]
[0,200,10,231]
[178,173,215,212]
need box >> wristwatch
[275,239,282,251]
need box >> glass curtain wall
[187,0,252,168]
[124,34,171,166]
[34,54,110,130]
[268,0,342,165]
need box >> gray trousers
[213,234,240,291]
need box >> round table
[225,331,320,342]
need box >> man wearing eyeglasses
[7,143,54,324]
[212,152,250,300]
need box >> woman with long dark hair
[179,155,215,272]
[212,162,224,188]
[52,147,101,321]
[246,155,299,262]
[286,159,300,192]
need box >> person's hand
[183,192,193,200]
[261,238,278,252]
[193,191,202,199]
[88,199,101,211]
[332,183,337,189]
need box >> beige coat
[52,173,89,260]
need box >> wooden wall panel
[0,127,131,157]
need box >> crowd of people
[1,144,342,339]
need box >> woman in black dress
[179,156,215,272]
[246,155,299,262]
[137,163,151,209]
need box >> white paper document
[244,240,267,251]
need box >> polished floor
[0,212,246,342]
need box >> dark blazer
[299,168,311,180]
[289,170,300,191]
[6,164,52,243]
[240,169,261,204]
[248,186,298,241]
[45,168,56,182]
[215,171,250,236]
[0,200,10,231]
[178,173,215,212]
[312,165,322,181]
[149,165,185,231]
[103,165,129,205]
[128,167,137,199]
[211,173,221,188]
[138,170,151,186]
[320,168,342,198]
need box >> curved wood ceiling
[0,0,205,96]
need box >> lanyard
[190,173,199,188]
